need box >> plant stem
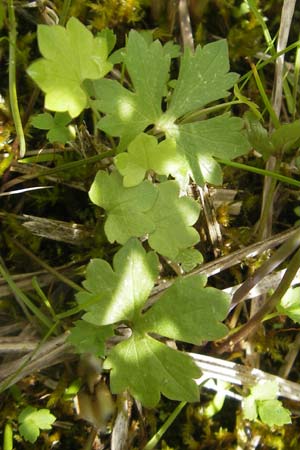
[8,0,26,158]
[3,423,13,450]
[142,401,187,450]
[216,158,300,188]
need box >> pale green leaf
[258,399,291,426]
[31,112,54,129]
[18,406,56,443]
[103,333,200,407]
[68,321,114,356]
[32,112,73,144]
[277,286,300,323]
[250,380,278,401]
[143,275,230,344]
[243,396,258,421]
[115,133,183,187]
[89,171,157,243]
[27,17,113,117]
[147,181,200,259]
[165,40,239,119]
[76,239,159,325]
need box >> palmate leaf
[92,31,249,185]
[76,239,230,406]
[92,31,170,150]
[115,133,183,187]
[27,17,113,117]
[89,171,157,243]
[31,112,73,144]
[18,406,56,443]
[147,181,200,260]
[89,171,200,259]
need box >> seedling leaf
[31,112,73,144]
[257,399,291,426]
[243,381,291,426]
[18,406,56,443]
[27,17,113,117]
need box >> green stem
[142,401,187,450]
[217,158,300,188]
[8,0,26,158]
[59,0,72,26]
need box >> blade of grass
[292,33,300,120]
[250,62,280,129]
[11,239,83,292]
[7,0,26,158]
[0,258,53,329]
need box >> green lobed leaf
[257,399,291,426]
[18,406,56,443]
[103,333,200,407]
[76,239,159,326]
[141,275,230,344]
[167,114,249,185]
[32,112,73,144]
[27,17,113,117]
[75,239,232,406]
[92,32,249,184]
[243,381,291,426]
[164,40,239,120]
[277,286,300,323]
[115,133,183,187]
[147,181,200,260]
[89,172,200,259]
[67,321,114,356]
[89,171,157,243]
[92,30,170,150]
